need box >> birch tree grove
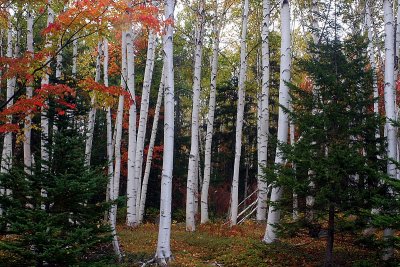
[156,0,175,262]
[201,0,220,224]
[230,0,249,226]
[256,0,270,222]
[264,0,291,243]
[186,0,205,232]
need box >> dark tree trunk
[325,204,335,267]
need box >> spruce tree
[265,35,388,266]
[0,125,112,266]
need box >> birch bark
[41,1,54,172]
[201,0,220,224]
[257,0,270,221]
[383,0,397,260]
[84,41,102,166]
[0,22,15,200]
[156,0,175,263]
[24,11,34,174]
[186,0,205,231]
[134,31,157,219]
[126,29,138,226]
[230,0,249,226]
[139,65,165,223]
[264,0,291,243]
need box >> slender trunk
[126,29,138,226]
[384,0,397,181]
[201,1,220,224]
[156,0,175,263]
[186,0,205,232]
[134,31,157,220]
[0,22,15,201]
[383,0,397,260]
[108,33,126,261]
[264,0,291,243]
[104,38,113,205]
[257,0,270,221]
[56,43,62,79]
[24,11,34,174]
[41,1,54,173]
[138,66,165,223]
[84,42,101,166]
[72,39,77,78]
[311,0,319,44]
[324,204,335,267]
[230,0,249,226]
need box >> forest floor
[117,221,395,267]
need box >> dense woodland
[0,0,399,266]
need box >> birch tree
[84,41,102,166]
[0,21,15,200]
[134,30,157,220]
[264,0,291,243]
[155,0,175,263]
[186,0,205,232]
[230,0,249,226]
[41,1,55,172]
[138,65,164,223]
[256,0,270,221]
[126,28,138,226]
[382,0,397,260]
[200,0,221,224]
[108,32,127,260]
[24,11,34,173]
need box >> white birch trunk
[56,43,62,79]
[104,38,113,205]
[72,39,78,78]
[156,0,175,263]
[24,11,34,174]
[134,31,157,220]
[201,1,220,224]
[0,23,15,200]
[138,66,165,223]
[311,0,319,44]
[264,0,291,244]
[126,29,138,226]
[108,33,126,261]
[257,0,270,222]
[186,0,205,232]
[41,1,54,174]
[84,42,102,166]
[230,0,249,226]
[366,2,379,121]
[383,0,397,260]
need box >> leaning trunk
[139,65,165,223]
[134,31,157,219]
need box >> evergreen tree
[265,35,388,266]
[0,124,112,266]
